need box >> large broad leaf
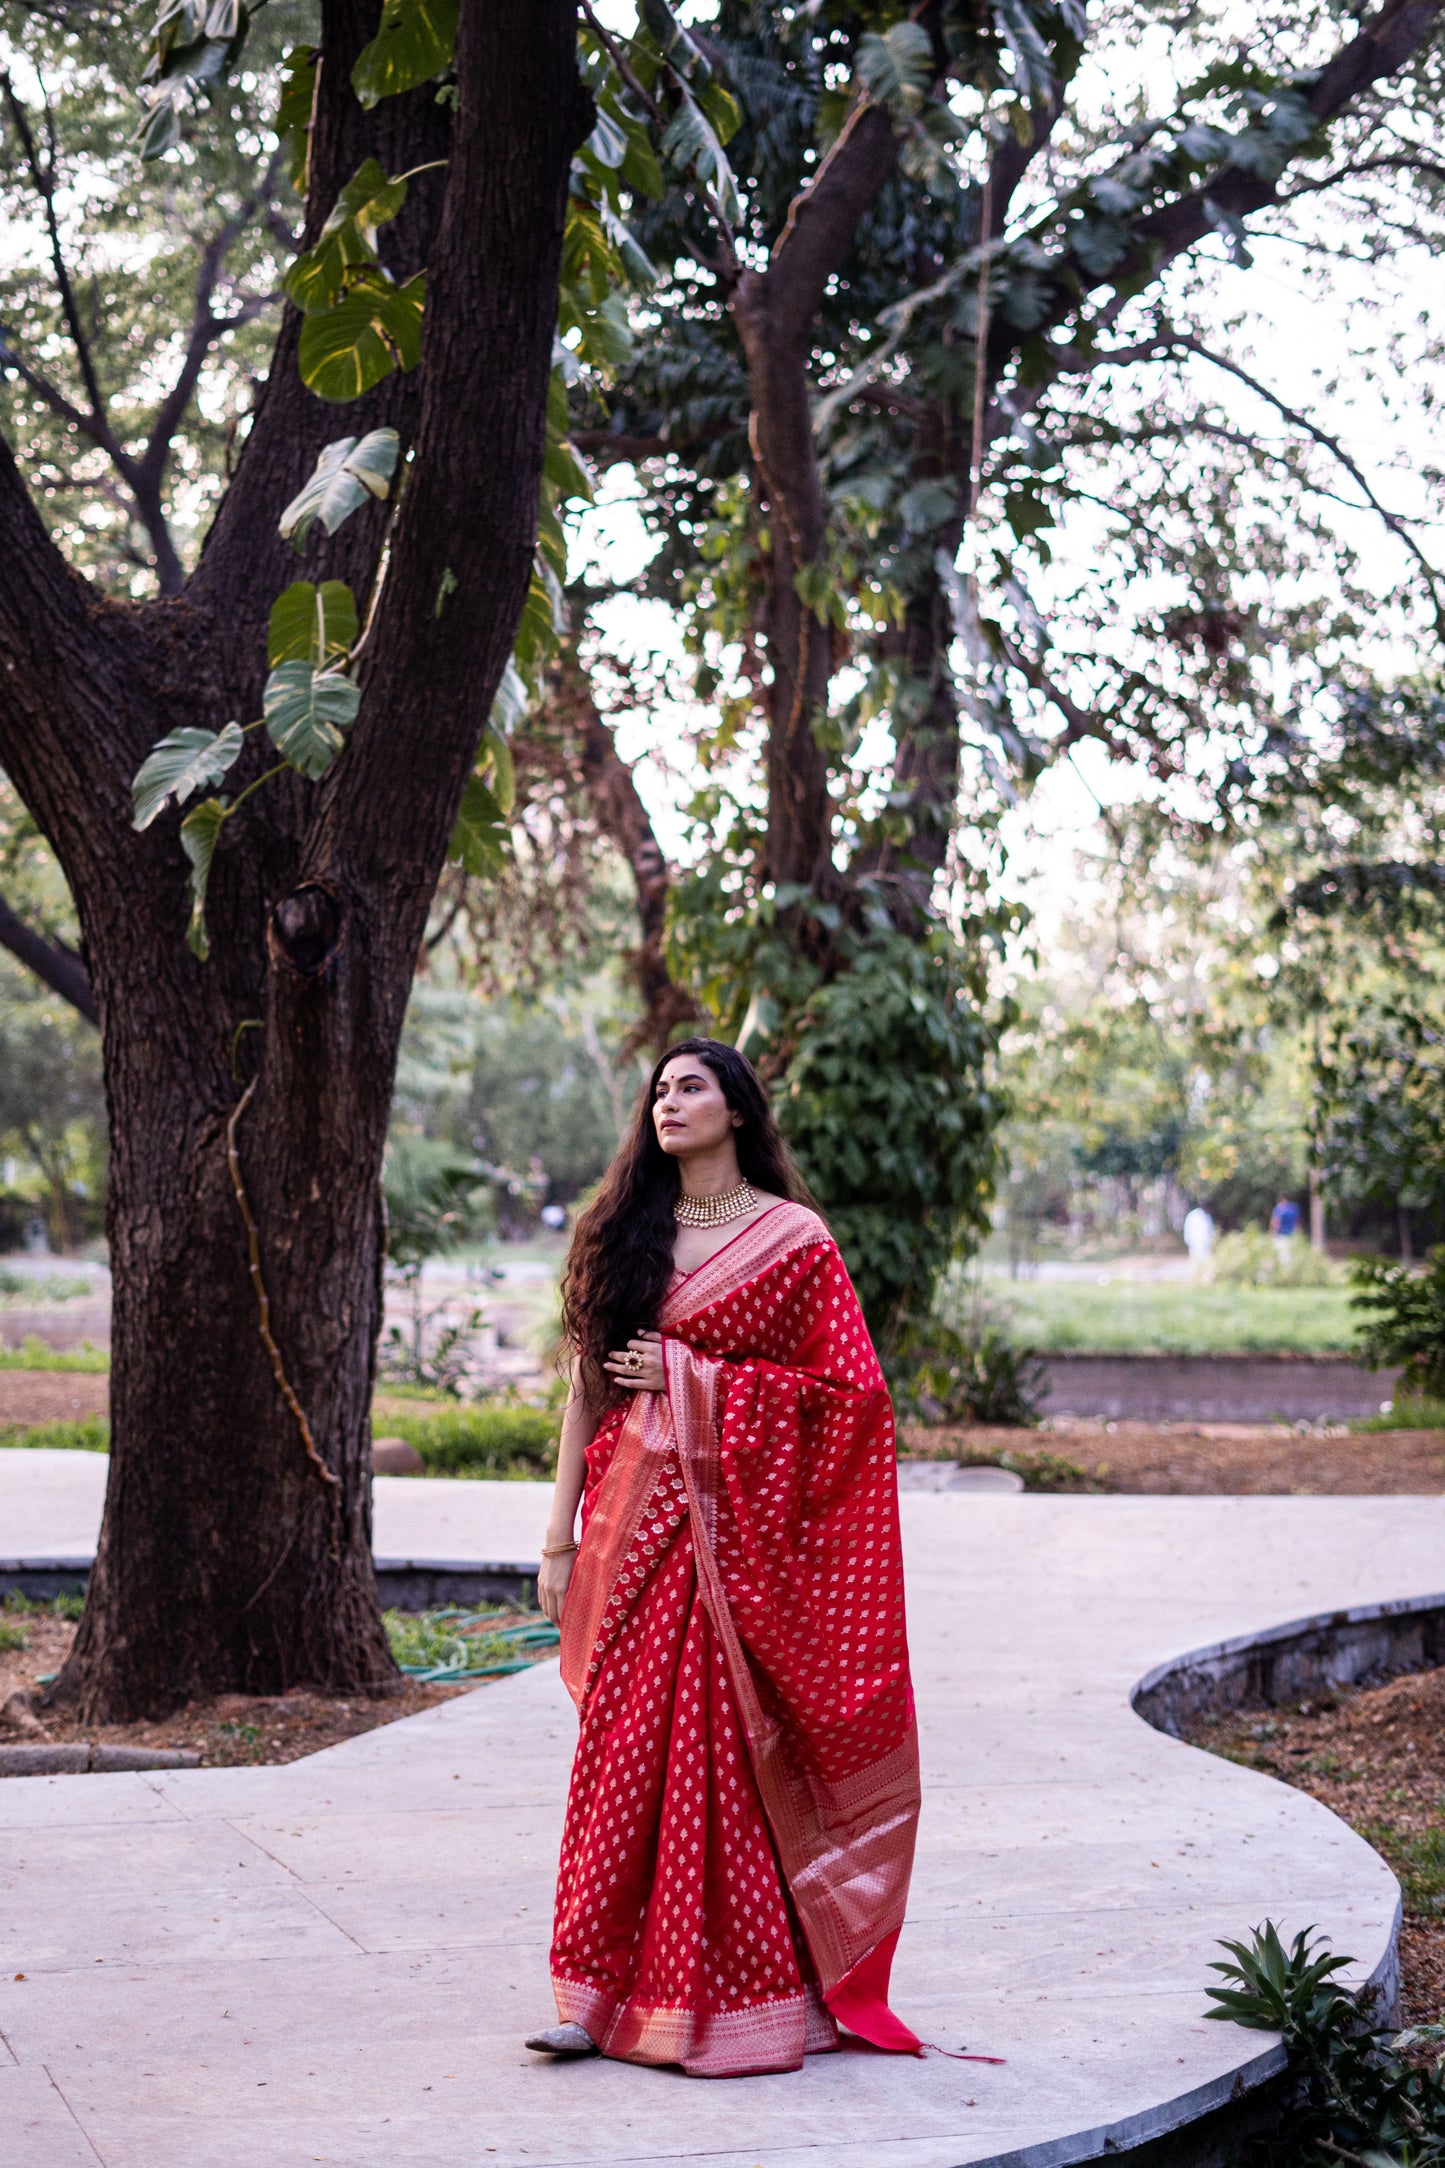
[489,660,529,737]
[278,429,399,552]
[263,662,362,779]
[284,159,411,313]
[481,725,515,815]
[660,91,740,225]
[267,580,358,667]
[132,723,244,831]
[351,0,458,108]
[275,46,318,192]
[297,270,426,401]
[179,797,227,961]
[856,21,933,113]
[448,773,507,877]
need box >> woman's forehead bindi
[657,1064,714,1091]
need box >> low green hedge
[0,1400,562,1477]
[0,1416,109,1451]
[379,1403,560,1478]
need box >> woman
[528,1037,921,2079]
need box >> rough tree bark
[0,0,589,1720]
[730,100,900,895]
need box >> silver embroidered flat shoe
[524,2020,598,2056]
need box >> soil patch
[900,1420,1445,1494]
[1185,1665,1445,2026]
[0,1608,486,1769]
[0,1370,109,1425]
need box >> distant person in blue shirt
[1269,1196,1300,1260]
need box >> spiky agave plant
[1206,1921,1445,2164]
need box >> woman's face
[652,1057,741,1161]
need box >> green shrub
[1206,1919,1445,2162]
[0,1415,109,1451]
[1353,1395,1445,1432]
[0,1334,109,1372]
[1212,1228,1338,1288]
[1351,1245,1445,1397]
[381,1402,559,1478]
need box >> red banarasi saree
[553,1201,921,2078]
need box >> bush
[1211,1228,1338,1288]
[893,1322,1045,1427]
[1350,1245,1445,1397]
[776,934,1000,1347]
[381,1401,559,1478]
[0,1335,109,1372]
[0,1415,108,1450]
[1206,1919,1445,2162]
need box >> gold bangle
[540,1540,578,1558]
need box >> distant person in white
[1182,1204,1215,1265]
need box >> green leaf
[275,46,318,192]
[482,725,515,815]
[283,159,411,314]
[489,660,529,736]
[267,580,358,666]
[180,797,227,961]
[856,22,933,113]
[263,662,362,779]
[352,0,458,107]
[296,270,426,401]
[278,429,400,551]
[448,773,507,877]
[132,723,245,831]
[660,90,740,225]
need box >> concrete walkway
[2,1458,1442,2166]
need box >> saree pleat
[553,1203,919,2078]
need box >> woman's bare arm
[538,1367,603,1625]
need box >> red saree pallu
[553,1202,921,2078]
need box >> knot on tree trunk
[270,884,344,976]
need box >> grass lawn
[0,1335,109,1372]
[971,1277,1362,1355]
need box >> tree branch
[0,890,97,1024]
[1168,334,1445,635]
[0,69,119,455]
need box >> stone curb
[0,1742,201,1775]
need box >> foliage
[383,1606,559,1681]
[379,1401,559,1479]
[0,1271,91,1300]
[892,1276,1045,1426]
[1206,1920,1445,2164]
[1351,1248,1445,1399]
[379,1133,493,1391]
[391,984,629,1215]
[0,1415,108,1451]
[0,1336,108,1373]
[1353,1398,1445,1435]
[1315,1001,1445,1230]
[382,1133,490,1280]
[710,924,1003,1343]
[974,1278,1358,1356]
[1211,1230,1338,1291]
[0,968,106,1250]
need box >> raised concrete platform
[1,1454,1441,2167]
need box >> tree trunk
[0,0,587,1721]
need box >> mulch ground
[0,1609,466,1767]
[901,1419,1445,1493]
[1186,1665,1445,2027]
[0,1369,109,1425]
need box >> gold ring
[624,1350,643,1374]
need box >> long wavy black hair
[560,1037,813,1393]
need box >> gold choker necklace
[675,1180,756,1229]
